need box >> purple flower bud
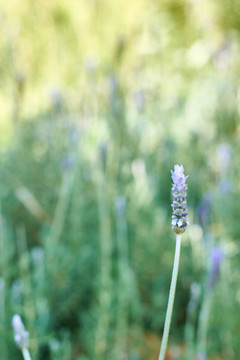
[12,314,29,349]
[208,247,224,289]
[197,192,213,228]
[171,165,188,189]
[171,165,189,234]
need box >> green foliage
[0,0,240,359]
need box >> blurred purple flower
[197,192,213,228]
[197,352,206,360]
[68,127,80,145]
[218,179,231,194]
[134,90,145,111]
[61,153,76,171]
[217,143,231,171]
[208,247,224,290]
[213,41,231,69]
[99,141,108,171]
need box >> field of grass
[1,0,240,359]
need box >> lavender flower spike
[12,315,29,350]
[158,166,188,360]
[171,164,189,234]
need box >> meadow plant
[197,247,224,360]
[94,159,113,358]
[185,283,201,360]
[114,195,129,357]
[0,277,7,358]
[207,247,224,290]
[158,165,189,360]
[12,314,32,360]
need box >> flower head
[171,165,188,190]
[12,314,29,349]
[171,164,189,234]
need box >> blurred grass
[1,0,240,359]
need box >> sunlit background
[0,0,240,359]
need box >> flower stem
[22,348,32,360]
[196,289,212,360]
[158,234,182,360]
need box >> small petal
[177,219,183,227]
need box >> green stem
[196,289,212,360]
[94,168,112,358]
[184,285,201,360]
[22,348,32,360]
[114,201,129,357]
[158,234,181,360]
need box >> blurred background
[0,0,240,359]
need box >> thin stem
[158,234,182,360]
[196,290,212,360]
[184,286,201,360]
[94,167,112,358]
[22,348,32,360]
